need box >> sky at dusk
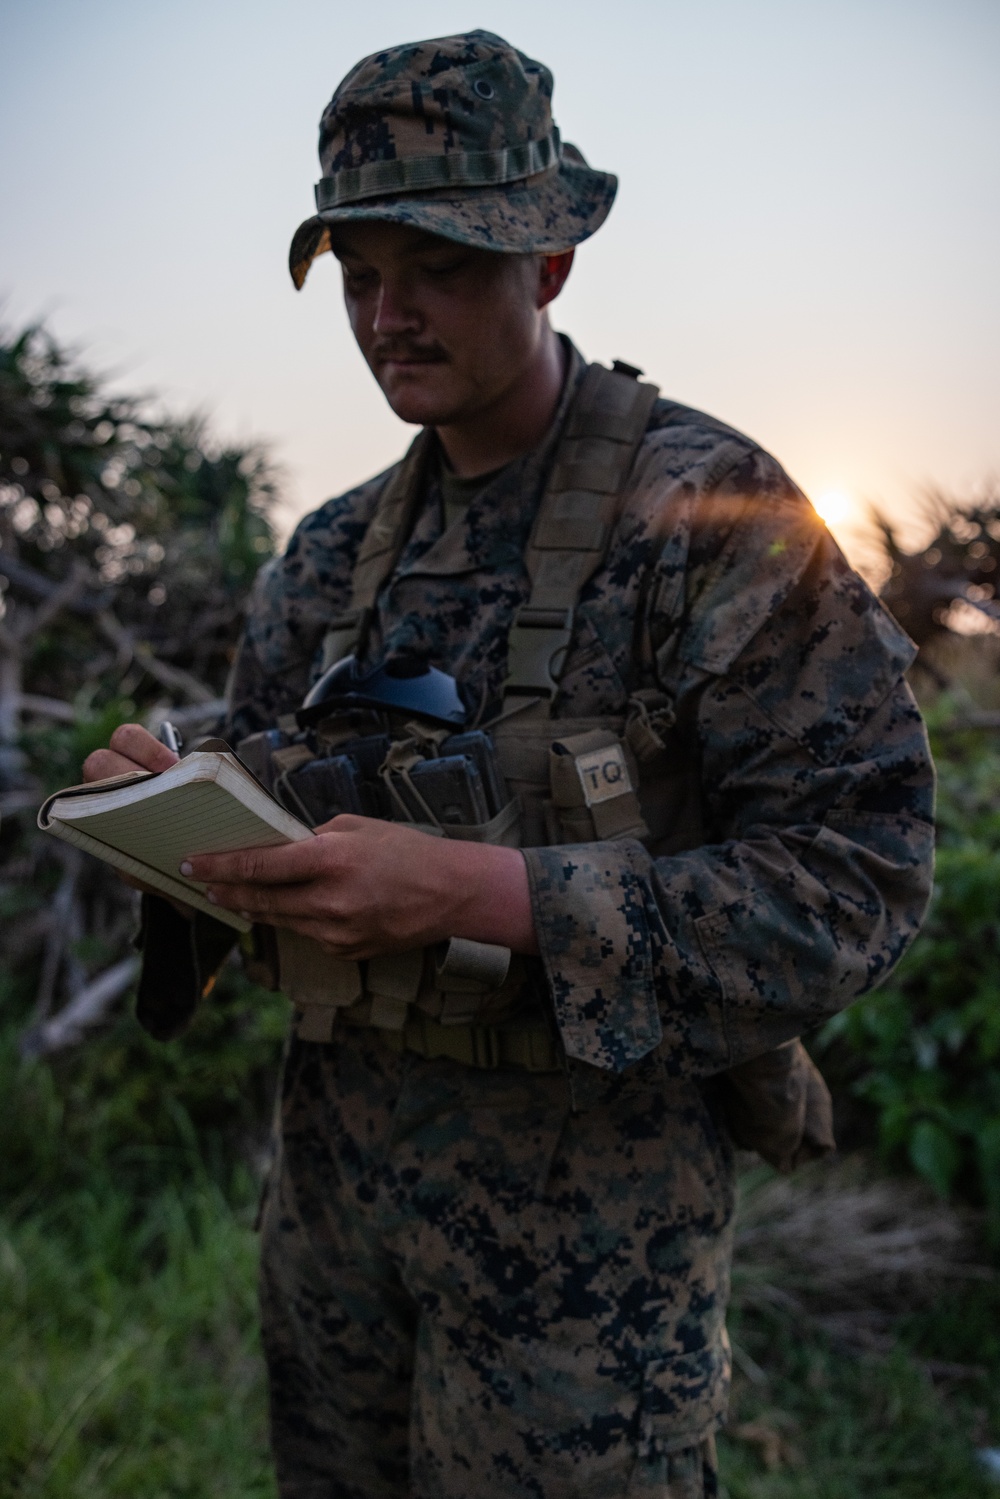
[2,0,998,560]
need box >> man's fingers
[110,723,178,773]
[184,838,331,886]
[203,878,329,920]
[83,747,154,783]
[203,882,370,951]
[83,724,178,784]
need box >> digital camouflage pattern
[289,31,617,289]
[221,339,935,1494]
[261,1024,723,1499]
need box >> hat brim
[289,160,617,289]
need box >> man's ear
[536,249,575,311]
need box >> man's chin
[383,392,461,428]
[379,372,463,428]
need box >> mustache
[371,338,448,364]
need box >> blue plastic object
[298,654,467,729]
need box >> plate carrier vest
[258,360,833,1173]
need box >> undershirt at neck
[437,457,506,533]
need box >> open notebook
[38,750,313,932]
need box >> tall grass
[721,1162,1000,1497]
[1,1176,274,1497]
[0,961,283,1497]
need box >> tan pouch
[549,728,650,843]
[276,928,363,1043]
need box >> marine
[84,31,936,1498]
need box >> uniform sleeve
[522,521,936,1075]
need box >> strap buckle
[319,607,371,672]
[503,606,574,699]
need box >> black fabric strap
[135,896,238,1041]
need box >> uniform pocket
[625,1436,719,1498]
[626,1352,726,1495]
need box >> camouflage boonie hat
[289,30,617,288]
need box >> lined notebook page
[57,778,297,887]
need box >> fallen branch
[19,955,141,1058]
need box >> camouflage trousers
[258,1026,734,1498]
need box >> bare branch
[145,698,227,734]
[0,551,110,615]
[19,955,141,1058]
[0,631,22,745]
[0,789,41,817]
[3,906,52,965]
[12,562,92,645]
[32,849,82,1022]
[96,611,215,703]
[934,711,1000,732]
[14,692,77,723]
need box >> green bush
[821,708,1000,1241]
[1,970,287,1215]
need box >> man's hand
[82,723,191,910]
[83,723,179,783]
[183,815,539,959]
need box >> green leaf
[975,1119,1000,1247]
[909,1119,960,1198]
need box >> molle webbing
[318,429,435,671]
[379,1016,562,1072]
[504,363,659,700]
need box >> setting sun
[813,489,855,528]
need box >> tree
[877,490,1000,651]
[0,321,279,1051]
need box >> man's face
[331,222,565,428]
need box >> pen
[158,720,183,756]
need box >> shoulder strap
[503,362,659,703]
[317,428,434,671]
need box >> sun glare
[813,489,854,529]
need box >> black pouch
[279,753,364,826]
[393,755,491,827]
[337,732,392,780]
[441,730,508,817]
[335,733,393,817]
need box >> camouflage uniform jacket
[228,340,935,1078]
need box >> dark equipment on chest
[299,653,467,730]
[237,653,510,839]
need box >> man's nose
[372,276,421,336]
